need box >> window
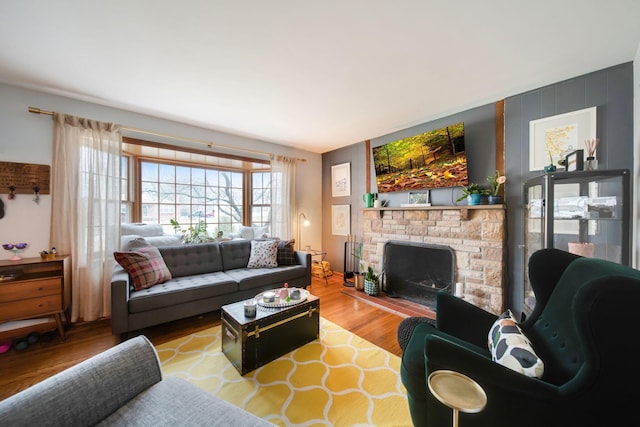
[251,171,271,228]
[139,160,252,235]
[120,155,132,223]
[122,138,270,237]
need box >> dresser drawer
[0,278,61,303]
[0,294,62,321]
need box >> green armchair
[400,248,640,426]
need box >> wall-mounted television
[372,122,468,193]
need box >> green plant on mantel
[455,182,489,202]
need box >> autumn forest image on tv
[372,122,468,193]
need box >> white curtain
[270,154,297,240]
[50,113,122,322]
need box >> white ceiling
[1,1,639,154]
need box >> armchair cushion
[488,309,544,378]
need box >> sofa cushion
[224,265,307,292]
[277,239,297,265]
[158,243,223,278]
[247,239,278,268]
[488,309,544,378]
[220,240,252,270]
[128,271,237,313]
[114,246,172,291]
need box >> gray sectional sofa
[111,239,311,338]
[0,335,273,426]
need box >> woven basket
[364,279,379,296]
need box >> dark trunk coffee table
[221,293,320,375]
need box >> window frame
[121,137,271,235]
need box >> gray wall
[505,62,634,316]
[322,62,634,316]
[322,103,497,276]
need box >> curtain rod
[28,107,306,162]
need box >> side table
[428,370,487,427]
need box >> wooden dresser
[0,255,71,341]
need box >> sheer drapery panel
[50,113,121,322]
[269,154,296,240]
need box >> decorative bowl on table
[255,288,309,308]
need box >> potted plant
[170,219,216,244]
[352,243,366,291]
[364,265,380,296]
[456,182,487,205]
[486,171,506,204]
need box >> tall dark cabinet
[522,169,630,315]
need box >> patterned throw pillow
[247,239,278,268]
[488,309,544,378]
[114,246,172,291]
[277,239,297,265]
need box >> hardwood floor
[0,273,409,401]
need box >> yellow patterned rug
[156,317,412,427]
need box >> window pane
[192,168,205,185]
[232,172,243,187]
[141,203,158,222]
[159,183,175,203]
[176,166,190,184]
[175,184,190,203]
[159,164,175,182]
[141,182,159,202]
[141,162,158,181]
[121,156,129,201]
[191,185,206,205]
[206,170,219,186]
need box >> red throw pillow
[114,246,172,291]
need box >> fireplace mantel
[363,204,504,219]
[360,206,506,314]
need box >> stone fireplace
[361,206,506,315]
[383,241,455,312]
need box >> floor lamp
[298,213,310,250]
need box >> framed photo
[565,149,584,172]
[529,107,596,171]
[331,162,351,197]
[408,191,430,206]
[331,204,350,236]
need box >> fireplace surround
[383,241,455,311]
[361,206,506,315]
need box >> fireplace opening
[382,241,455,311]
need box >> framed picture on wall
[331,204,350,236]
[331,162,351,197]
[529,107,596,171]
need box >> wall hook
[33,184,40,204]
